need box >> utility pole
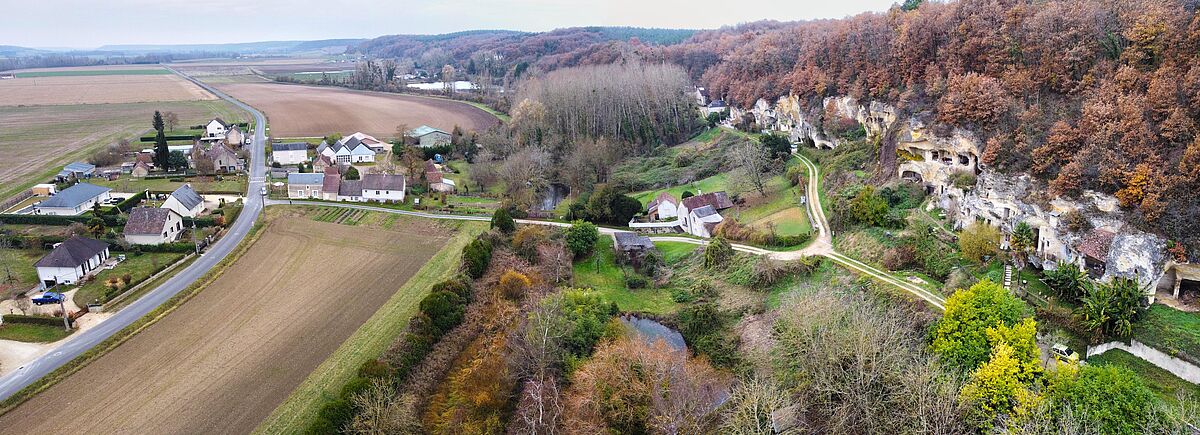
[191,221,199,255]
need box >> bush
[950,171,978,190]
[511,225,549,262]
[704,237,733,269]
[462,238,494,279]
[625,273,648,289]
[497,269,532,300]
[1,314,64,327]
[958,222,1001,264]
[881,245,918,271]
[490,208,515,234]
[565,220,600,258]
[430,277,472,300]
[418,290,466,335]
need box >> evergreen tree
[152,111,169,170]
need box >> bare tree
[163,111,179,131]
[441,64,456,94]
[15,295,32,315]
[728,140,776,196]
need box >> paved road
[0,69,269,402]
[273,151,947,310]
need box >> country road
[0,68,269,403]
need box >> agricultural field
[0,209,452,434]
[89,174,248,194]
[0,73,213,106]
[208,81,500,138]
[0,99,245,202]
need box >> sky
[1,0,898,49]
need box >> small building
[312,154,336,174]
[703,99,727,116]
[425,160,456,192]
[321,169,341,201]
[684,205,724,238]
[407,125,451,147]
[1076,228,1116,279]
[196,142,244,173]
[163,184,205,218]
[613,231,657,268]
[33,182,111,216]
[205,118,229,138]
[131,161,151,178]
[287,173,325,199]
[225,125,244,147]
[124,207,184,245]
[271,142,309,165]
[677,191,733,234]
[31,184,57,196]
[647,192,679,221]
[270,166,298,179]
[57,162,96,181]
[362,174,406,202]
[342,132,387,154]
[337,179,365,202]
[35,236,110,288]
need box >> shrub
[958,222,1001,264]
[950,171,978,190]
[357,359,392,379]
[1043,262,1088,302]
[490,208,515,233]
[430,277,472,300]
[704,237,733,269]
[565,220,600,258]
[1,314,64,327]
[418,290,466,335]
[625,273,648,289]
[881,245,918,271]
[462,238,494,279]
[511,225,549,262]
[497,269,532,300]
[930,279,1028,372]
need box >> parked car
[1051,344,1080,363]
[31,292,65,305]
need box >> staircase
[1004,265,1013,291]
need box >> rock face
[730,93,1168,295]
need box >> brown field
[213,81,500,138]
[0,214,451,434]
[0,100,245,202]
[0,75,214,106]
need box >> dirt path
[0,217,448,434]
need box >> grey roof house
[124,207,184,245]
[34,236,111,287]
[34,182,111,216]
[163,184,205,217]
[57,162,96,180]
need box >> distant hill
[0,45,49,57]
[95,39,365,55]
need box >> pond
[619,315,686,351]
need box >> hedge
[138,134,200,142]
[109,191,147,214]
[0,214,123,227]
[2,314,65,327]
[112,242,196,253]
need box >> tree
[1078,277,1145,338]
[1041,363,1158,434]
[462,238,493,279]
[193,153,215,175]
[704,237,732,269]
[728,139,775,196]
[1009,222,1036,270]
[849,185,890,227]
[441,64,456,94]
[167,150,188,171]
[491,208,516,233]
[937,72,1010,126]
[400,146,424,181]
[720,378,788,435]
[163,111,179,131]
[931,279,1028,372]
[759,133,792,160]
[344,166,360,180]
[958,342,1038,428]
[152,111,169,170]
[86,217,106,237]
[564,220,599,258]
[1043,262,1088,302]
[418,290,465,335]
[583,184,640,226]
[958,222,1001,264]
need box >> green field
[90,175,247,193]
[573,237,677,314]
[254,222,485,434]
[14,69,171,78]
[0,249,44,294]
[1088,349,1200,404]
[1133,304,1200,364]
[72,252,184,307]
[0,323,74,343]
[655,241,699,264]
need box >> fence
[0,191,33,212]
[1087,339,1200,384]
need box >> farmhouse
[35,236,110,288]
[677,192,733,238]
[131,161,151,178]
[425,160,456,192]
[124,207,184,245]
[287,173,324,199]
[205,118,229,138]
[317,137,375,164]
[646,192,680,221]
[163,184,205,217]
[613,231,657,268]
[337,180,364,202]
[196,142,243,173]
[362,174,406,202]
[57,162,96,181]
[271,142,309,165]
[408,125,451,147]
[342,132,387,153]
[33,182,111,216]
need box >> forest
[358,0,1200,247]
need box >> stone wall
[1087,339,1200,384]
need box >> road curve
[0,68,269,403]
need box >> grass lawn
[631,172,729,205]
[690,127,723,143]
[14,69,170,78]
[0,249,44,293]
[254,222,486,435]
[72,252,184,307]
[655,241,700,264]
[0,323,73,343]
[1133,304,1200,365]
[1088,349,1200,404]
[573,238,677,315]
[90,175,247,193]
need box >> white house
[35,236,110,288]
[703,99,727,116]
[163,184,205,218]
[287,173,325,199]
[33,182,111,216]
[205,118,229,138]
[361,174,406,202]
[407,125,451,147]
[317,137,375,163]
[342,132,387,153]
[684,205,724,238]
[123,207,184,245]
[337,180,365,202]
[271,142,309,165]
[647,192,679,221]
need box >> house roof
[691,204,719,218]
[682,191,732,211]
[209,118,228,128]
[655,191,678,206]
[313,154,334,167]
[64,162,96,173]
[322,173,341,193]
[425,160,438,173]
[426,171,443,184]
[646,199,660,213]
[362,173,405,191]
[1076,228,1116,262]
[287,173,324,185]
[315,140,329,154]
[614,231,655,250]
[323,165,340,176]
[34,236,108,268]
[408,125,448,137]
[37,182,110,209]
[168,184,203,210]
[338,180,363,196]
[345,132,382,146]
[135,152,153,164]
[272,142,308,152]
[707,99,726,108]
[124,207,178,235]
[133,161,151,172]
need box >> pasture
[0,100,245,202]
[210,81,500,138]
[0,210,452,434]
